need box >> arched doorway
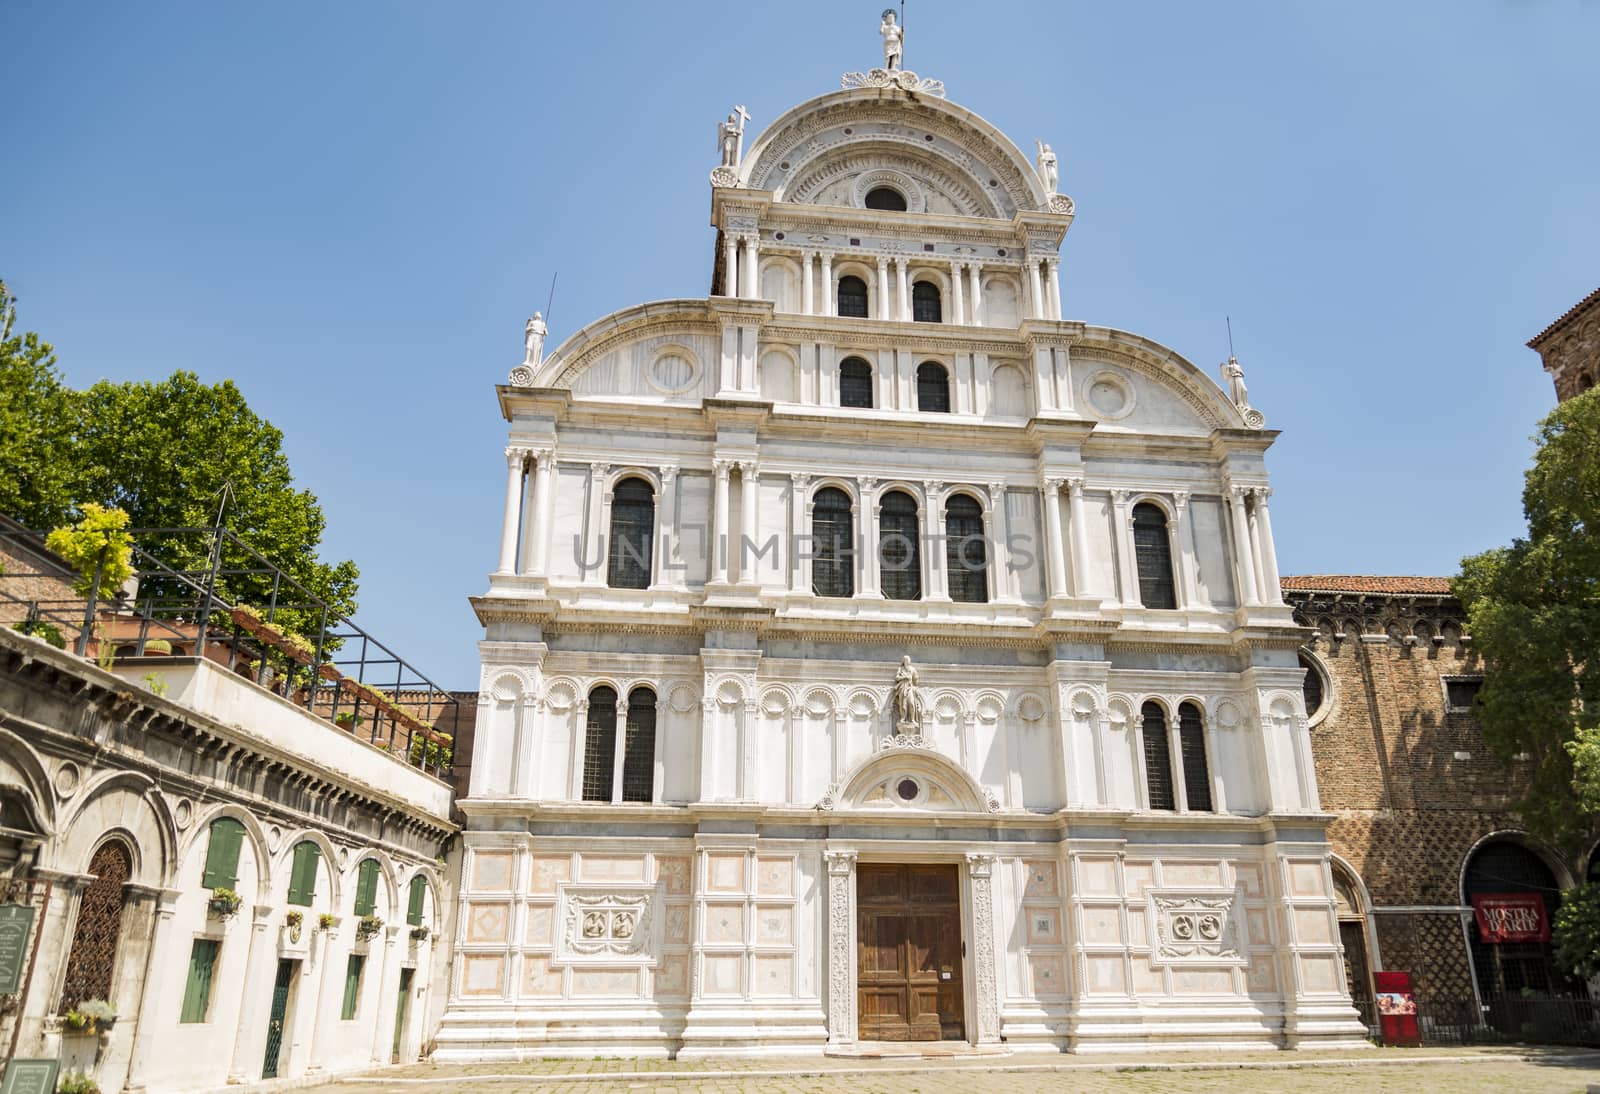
[1331,862,1374,1001]
[1462,838,1573,998]
[59,839,133,1010]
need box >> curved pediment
[819,736,999,814]
[1073,327,1261,434]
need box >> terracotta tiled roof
[1280,575,1453,595]
[1528,286,1600,349]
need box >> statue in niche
[1036,141,1059,195]
[880,9,903,71]
[892,655,924,733]
[1219,354,1249,408]
[718,105,750,168]
[523,312,547,368]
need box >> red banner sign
[1472,893,1549,943]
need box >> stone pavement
[296,1046,1600,1094]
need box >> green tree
[45,504,135,599]
[0,281,79,528]
[1554,883,1600,980]
[1456,389,1600,843]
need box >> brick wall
[1530,288,1600,403]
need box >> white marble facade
[438,55,1365,1058]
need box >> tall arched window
[1178,702,1213,811]
[811,487,855,598]
[837,275,869,318]
[1132,502,1177,609]
[945,494,988,604]
[912,281,942,323]
[582,685,618,802]
[916,362,950,413]
[879,490,922,601]
[60,839,132,1010]
[621,686,657,803]
[200,815,246,891]
[1140,701,1175,810]
[606,477,654,589]
[839,357,874,408]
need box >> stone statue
[1036,141,1059,195]
[1219,355,1249,408]
[717,105,750,169]
[880,9,903,71]
[891,655,924,733]
[523,312,547,368]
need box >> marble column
[581,462,611,585]
[1027,258,1046,320]
[966,854,1002,1044]
[1169,491,1196,609]
[800,251,814,316]
[987,481,1012,601]
[711,460,732,585]
[738,460,758,584]
[968,263,984,325]
[496,447,527,574]
[876,258,890,321]
[895,257,910,321]
[789,473,811,593]
[1040,477,1068,599]
[820,253,834,316]
[1066,478,1091,598]
[521,448,555,577]
[1247,495,1267,604]
[226,903,280,1082]
[823,850,858,1045]
[652,465,678,589]
[723,234,739,298]
[857,477,879,597]
[921,482,943,600]
[1047,259,1062,320]
[1111,490,1139,606]
[122,889,183,1092]
[740,236,760,298]
[367,926,402,1064]
[951,261,967,325]
[1228,484,1260,606]
[1253,487,1283,604]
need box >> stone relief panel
[554,885,662,966]
[1147,888,1245,967]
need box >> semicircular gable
[540,300,721,399]
[824,741,998,814]
[783,144,1001,219]
[1074,327,1255,433]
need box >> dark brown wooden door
[857,863,964,1041]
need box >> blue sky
[5,1,1597,687]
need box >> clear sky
[5,1,1598,687]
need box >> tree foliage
[1554,883,1600,980]
[1456,389,1600,844]
[45,504,135,599]
[0,282,79,528]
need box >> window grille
[879,490,922,601]
[916,362,950,412]
[839,357,874,408]
[59,839,131,1010]
[912,281,942,323]
[838,275,869,318]
[945,494,988,603]
[1446,678,1483,710]
[1132,503,1177,609]
[582,686,618,801]
[1141,701,1175,810]
[606,477,654,589]
[812,487,855,598]
[621,687,657,802]
[1178,702,1213,811]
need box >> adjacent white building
[439,39,1365,1057]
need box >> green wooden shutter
[406,876,426,926]
[201,817,245,891]
[287,841,320,907]
[341,954,365,1020]
[354,859,379,916]
[179,939,220,1023]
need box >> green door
[262,959,295,1078]
[392,967,414,1062]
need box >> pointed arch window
[60,839,132,1011]
[812,487,855,598]
[837,275,869,318]
[621,686,657,803]
[1141,701,1175,811]
[582,685,619,801]
[839,357,874,408]
[879,490,922,601]
[912,281,942,323]
[945,494,988,604]
[916,362,950,413]
[1132,502,1177,609]
[606,477,654,589]
[1178,702,1213,811]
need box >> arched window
[811,487,855,598]
[1178,702,1212,811]
[916,362,950,413]
[1463,840,1568,998]
[837,275,869,318]
[582,685,619,802]
[60,840,132,1010]
[864,186,908,212]
[1300,651,1327,720]
[621,686,657,803]
[406,874,428,926]
[912,281,942,323]
[945,494,988,604]
[1140,701,1175,810]
[606,477,654,589]
[839,356,874,408]
[201,815,246,891]
[879,490,922,601]
[354,857,381,916]
[286,839,322,906]
[1132,503,1177,609]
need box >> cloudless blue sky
[5,2,1598,686]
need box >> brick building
[1529,286,1600,403]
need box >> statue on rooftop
[1036,141,1059,196]
[524,312,548,368]
[718,105,750,169]
[880,9,903,71]
[1219,355,1249,409]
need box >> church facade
[437,45,1365,1057]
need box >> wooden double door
[857,863,964,1041]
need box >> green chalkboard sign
[0,905,33,995]
[0,1059,60,1094]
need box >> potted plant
[318,912,337,931]
[141,639,172,655]
[409,925,430,943]
[334,711,362,729]
[284,909,303,944]
[207,887,243,919]
[62,998,116,1036]
[356,914,383,942]
[57,1069,100,1094]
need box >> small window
[286,840,321,907]
[945,494,988,604]
[864,186,907,212]
[912,281,942,323]
[341,954,365,1020]
[879,490,922,601]
[621,686,657,803]
[916,362,950,413]
[1141,701,1175,810]
[1446,677,1483,711]
[1580,372,1595,393]
[812,487,855,598]
[353,858,380,917]
[179,939,220,1024]
[406,875,427,927]
[1300,652,1327,719]
[837,275,869,318]
[1132,503,1177,610]
[839,357,874,408]
[201,816,245,891]
[606,477,654,590]
[1178,702,1213,812]
[582,685,618,802]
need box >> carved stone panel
[1147,888,1245,967]
[553,884,663,967]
